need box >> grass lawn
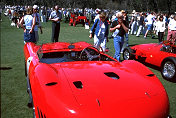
[1,15,176,118]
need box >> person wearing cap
[49,5,62,42]
[167,14,176,44]
[89,12,109,52]
[94,9,101,22]
[110,12,129,61]
[20,7,36,43]
[33,5,43,43]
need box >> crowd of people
[2,5,176,61]
[129,11,176,44]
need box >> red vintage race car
[123,41,176,82]
[24,41,171,118]
[69,13,90,27]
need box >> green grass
[1,15,176,118]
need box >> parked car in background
[123,41,176,82]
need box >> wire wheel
[123,49,130,60]
[123,47,134,60]
[161,57,176,82]
[162,61,175,79]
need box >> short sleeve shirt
[111,20,128,37]
[24,15,33,29]
[147,14,155,24]
[49,10,62,23]
[168,19,176,30]
[33,13,40,31]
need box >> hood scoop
[146,74,155,77]
[73,81,83,89]
[45,82,57,86]
[104,72,120,80]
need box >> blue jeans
[24,29,36,43]
[113,35,124,61]
[125,33,129,47]
[147,24,153,30]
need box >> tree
[2,0,175,14]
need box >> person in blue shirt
[49,5,62,42]
[89,12,109,52]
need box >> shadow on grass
[0,67,12,70]
[128,44,139,47]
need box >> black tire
[161,57,176,82]
[24,60,27,77]
[122,47,134,60]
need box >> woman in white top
[20,7,36,43]
[156,15,165,43]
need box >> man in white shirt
[167,14,176,44]
[144,12,155,38]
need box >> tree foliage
[2,0,176,14]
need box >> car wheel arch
[122,47,134,60]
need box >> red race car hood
[55,61,165,103]
[49,61,169,117]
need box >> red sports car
[123,41,176,82]
[24,41,171,118]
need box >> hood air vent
[104,72,120,80]
[73,81,83,89]
[46,82,57,86]
[146,74,155,77]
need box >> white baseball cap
[33,5,38,9]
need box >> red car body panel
[69,13,90,27]
[24,42,170,118]
[131,43,176,67]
